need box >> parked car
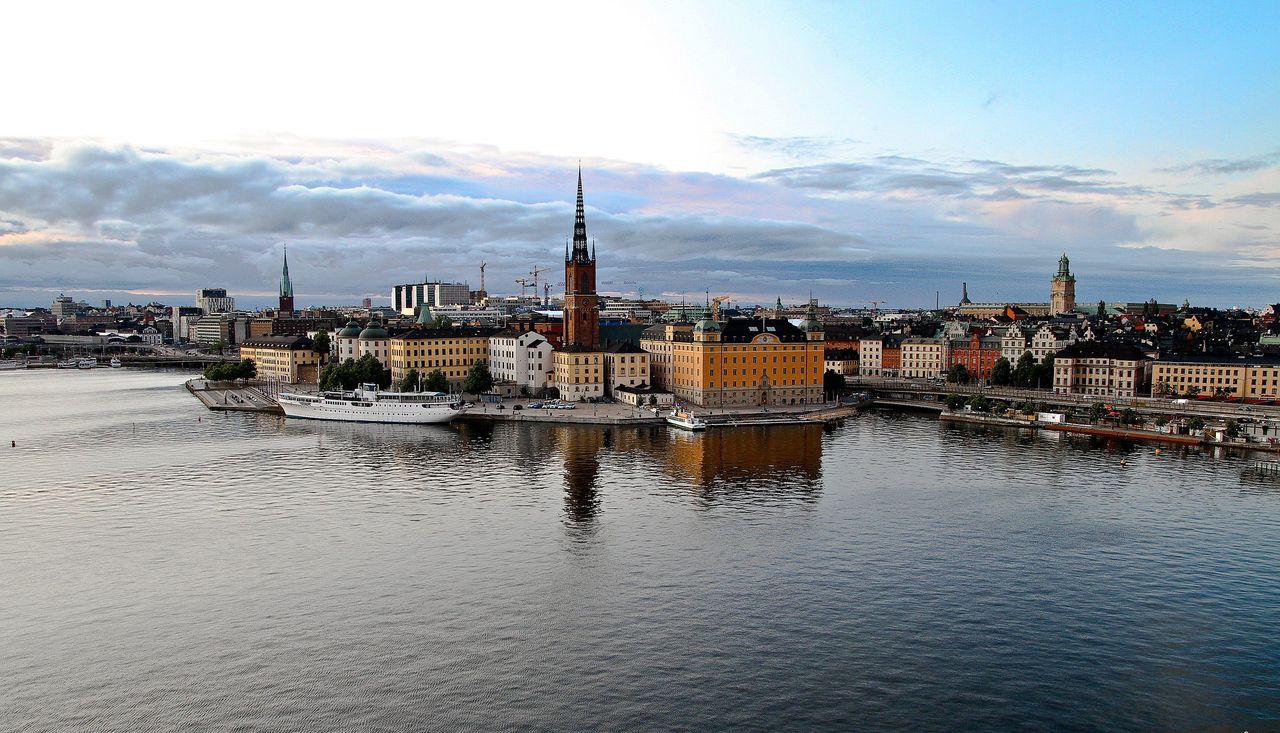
[527,402,543,409]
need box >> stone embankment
[186,379,282,414]
[939,411,1271,450]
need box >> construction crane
[515,277,534,298]
[711,295,731,320]
[866,300,885,316]
[529,266,551,296]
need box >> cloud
[1158,150,1280,176]
[0,136,1278,308]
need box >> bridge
[850,377,1280,422]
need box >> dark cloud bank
[0,138,1275,308]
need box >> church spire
[280,244,293,298]
[571,165,591,264]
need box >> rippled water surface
[3,370,1280,732]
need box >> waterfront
[3,370,1280,731]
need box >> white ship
[110,357,123,368]
[277,383,467,424]
[57,359,79,369]
[78,358,98,369]
[0,359,24,370]
[665,408,708,431]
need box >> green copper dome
[337,319,362,338]
[359,323,389,340]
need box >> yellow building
[640,304,826,407]
[603,341,651,394]
[388,327,497,386]
[238,335,322,384]
[900,337,947,378]
[554,345,605,400]
[639,322,691,389]
[1151,357,1280,399]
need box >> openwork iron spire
[570,166,591,264]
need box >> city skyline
[1,2,1277,309]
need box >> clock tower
[563,168,600,349]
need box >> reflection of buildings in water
[287,419,462,474]
[553,425,606,523]
[660,424,824,500]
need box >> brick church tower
[279,245,295,315]
[563,168,600,349]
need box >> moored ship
[277,383,466,424]
[78,358,98,369]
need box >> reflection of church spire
[559,426,604,526]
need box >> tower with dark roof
[563,168,600,349]
[1050,253,1076,315]
[279,245,295,315]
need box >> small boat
[665,409,707,431]
[0,359,23,370]
[78,358,98,369]
[57,359,79,369]
[110,357,122,368]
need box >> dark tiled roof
[604,341,646,354]
[1057,341,1148,361]
[719,317,807,343]
[241,335,312,350]
[392,327,500,340]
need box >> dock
[186,379,283,414]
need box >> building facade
[640,305,825,407]
[392,281,472,315]
[900,337,947,379]
[603,342,651,394]
[947,334,1003,381]
[387,326,496,386]
[195,288,235,314]
[554,345,605,400]
[1150,357,1280,399]
[238,335,321,384]
[1052,342,1149,398]
[489,329,555,393]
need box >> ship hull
[278,394,462,424]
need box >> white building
[195,288,235,314]
[858,336,883,377]
[900,337,946,378]
[334,319,390,366]
[489,330,555,393]
[392,281,472,316]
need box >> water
[3,370,1279,732]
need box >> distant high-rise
[362,297,373,310]
[195,288,234,314]
[392,281,471,315]
[279,246,295,314]
[1050,253,1076,315]
[563,167,600,350]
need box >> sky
[1,0,1278,309]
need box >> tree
[1120,408,1140,425]
[1188,417,1206,432]
[463,360,494,395]
[1032,354,1055,390]
[431,314,453,329]
[1153,380,1175,398]
[202,358,256,382]
[400,368,421,393]
[946,363,970,384]
[211,338,226,355]
[1013,351,1037,388]
[1089,402,1106,424]
[1224,419,1239,438]
[648,394,658,406]
[823,369,846,399]
[318,362,340,391]
[519,385,530,397]
[424,369,448,392]
[311,331,330,362]
[945,393,967,410]
[354,352,390,389]
[967,395,992,412]
[990,357,1013,386]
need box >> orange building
[641,303,826,407]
